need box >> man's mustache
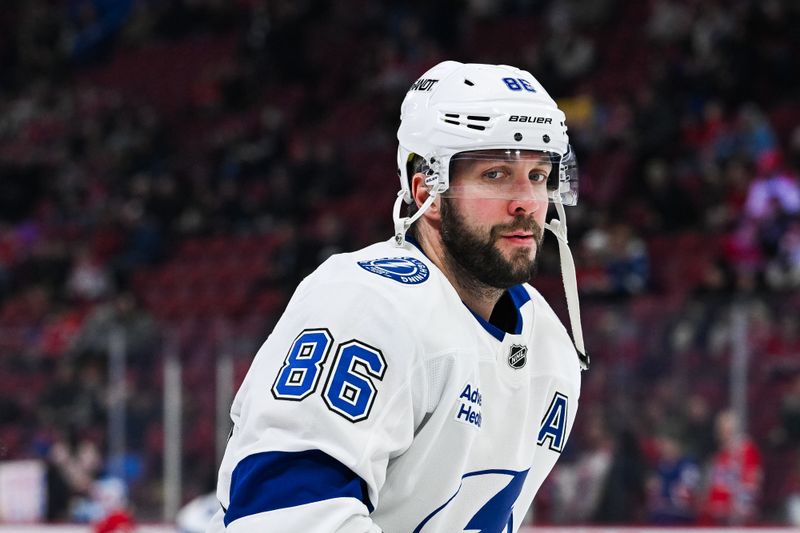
[490,216,544,242]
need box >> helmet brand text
[509,115,552,124]
[409,78,439,91]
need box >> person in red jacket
[93,509,134,533]
[700,409,763,525]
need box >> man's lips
[491,217,542,245]
[501,233,535,244]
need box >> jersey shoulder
[523,283,584,379]
[299,239,441,304]
[273,240,445,348]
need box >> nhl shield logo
[508,344,528,369]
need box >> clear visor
[440,148,578,205]
[558,144,579,206]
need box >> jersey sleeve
[214,267,423,532]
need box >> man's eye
[483,169,506,180]
[530,172,548,183]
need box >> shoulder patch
[357,256,429,285]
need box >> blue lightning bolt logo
[413,468,530,533]
[464,469,529,533]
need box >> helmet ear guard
[393,149,448,245]
[396,147,415,205]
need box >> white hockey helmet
[393,60,578,244]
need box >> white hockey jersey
[208,238,582,533]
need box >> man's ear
[411,172,441,220]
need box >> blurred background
[0,0,799,530]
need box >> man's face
[439,151,551,288]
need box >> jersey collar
[404,235,531,342]
[466,285,531,342]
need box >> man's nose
[506,176,545,214]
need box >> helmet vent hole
[466,115,490,130]
[439,113,493,132]
[464,79,475,86]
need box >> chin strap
[544,200,590,371]
[392,189,438,247]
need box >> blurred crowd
[0,0,799,526]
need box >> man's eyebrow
[471,157,552,165]
[453,155,553,176]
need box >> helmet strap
[393,188,438,246]
[545,200,589,370]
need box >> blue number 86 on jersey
[323,340,387,422]
[272,329,387,422]
[271,329,333,400]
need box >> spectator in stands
[45,425,103,521]
[722,219,765,290]
[700,409,763,525]
[71,291,160,371]
[551,412,614,523]
[592,426,648,523]
[767,218,800,288]
[737,104,778,162]
[646,431,701,524]
[605,223,650,296]
[39,362,82,428]
[78,477,134,531]
[67,245,114,302]
[681,393,717,464]
[578,222,649,296]
[744,150,800,221]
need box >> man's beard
[439,198,544,289]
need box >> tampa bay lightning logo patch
[357,257,429,284]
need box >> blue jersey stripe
[224,449,372,526]
[467,307,505,341]
[507,285,531,335]
[467,285,531,341]
[507,284,531,310]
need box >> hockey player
[208,60,587,533]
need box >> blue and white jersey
[208,238,581,533]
